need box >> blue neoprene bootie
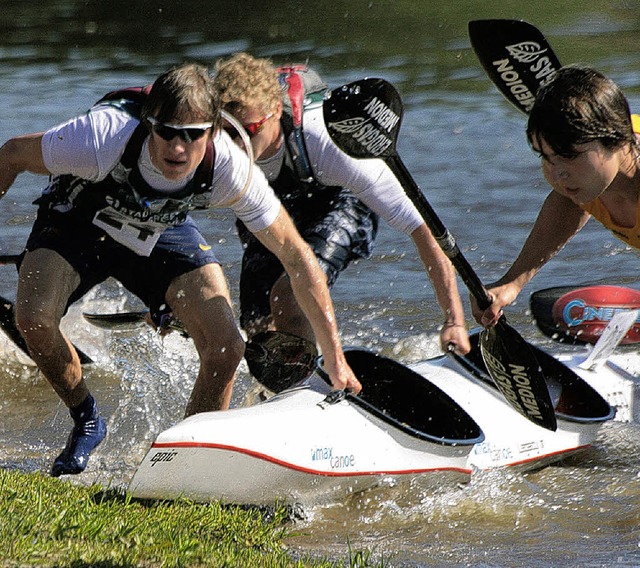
[50,393,107,477]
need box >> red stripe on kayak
[149,441,473,476]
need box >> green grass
[0,468,383,567]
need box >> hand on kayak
[324,355,362,395]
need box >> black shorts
[238,188,378,330]
[25,209,218,317]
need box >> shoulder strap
[120,123,149,169]
[276,65,329,182]
[94,85,153,119]
[193,141,214,197]
[97,85,153,105]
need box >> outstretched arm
[411,223,471,355]
[253,206,361,393]
[0,134,48,198]
[472,192,591,327]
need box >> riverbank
[0,468,379,567]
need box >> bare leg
[16,249,105,476]
[269,273,316,343]
[16,249,87,406]
[167,263,245,416]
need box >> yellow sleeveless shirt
[579,114,640,249]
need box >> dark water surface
[0,2,639,566]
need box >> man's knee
[15,302,58,344]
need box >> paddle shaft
[322,77,557,430]
[384,152,556,429]
[386,155,493,310]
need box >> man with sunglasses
[214,53,471,355]
[0,61,358,478]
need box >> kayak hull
[129,336,615,505]
[129,376,474,505]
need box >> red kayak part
[531,285,640,344]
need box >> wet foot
[50,415,107,477]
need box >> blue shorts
[237,188,378,330]
[25,209,218,317]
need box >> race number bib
[93,208,165,256]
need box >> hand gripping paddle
[323,78,557,430]
[468,19,562,115]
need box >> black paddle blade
[83,310,149,331]
[245,331,318,393]
[82,311,317,388]
[468,19,562,114]
[323,78,402,160]
[480,319,557,431]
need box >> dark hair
[141,62,221,131]
[527,65,635,157]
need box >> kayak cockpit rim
[316,348,485,446]
[451,329,614,424]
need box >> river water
[0,1,639,566]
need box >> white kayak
[128,331,617,506]
[551,352,639,424]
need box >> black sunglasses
[147,116,212,143]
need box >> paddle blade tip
[245,331,318,393]
[323,78,403,160]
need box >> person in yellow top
[473,65,640,327]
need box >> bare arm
[411,223,471,354]
[0,134,48,199]
[253,206,361,393]
[473,192,590,326]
